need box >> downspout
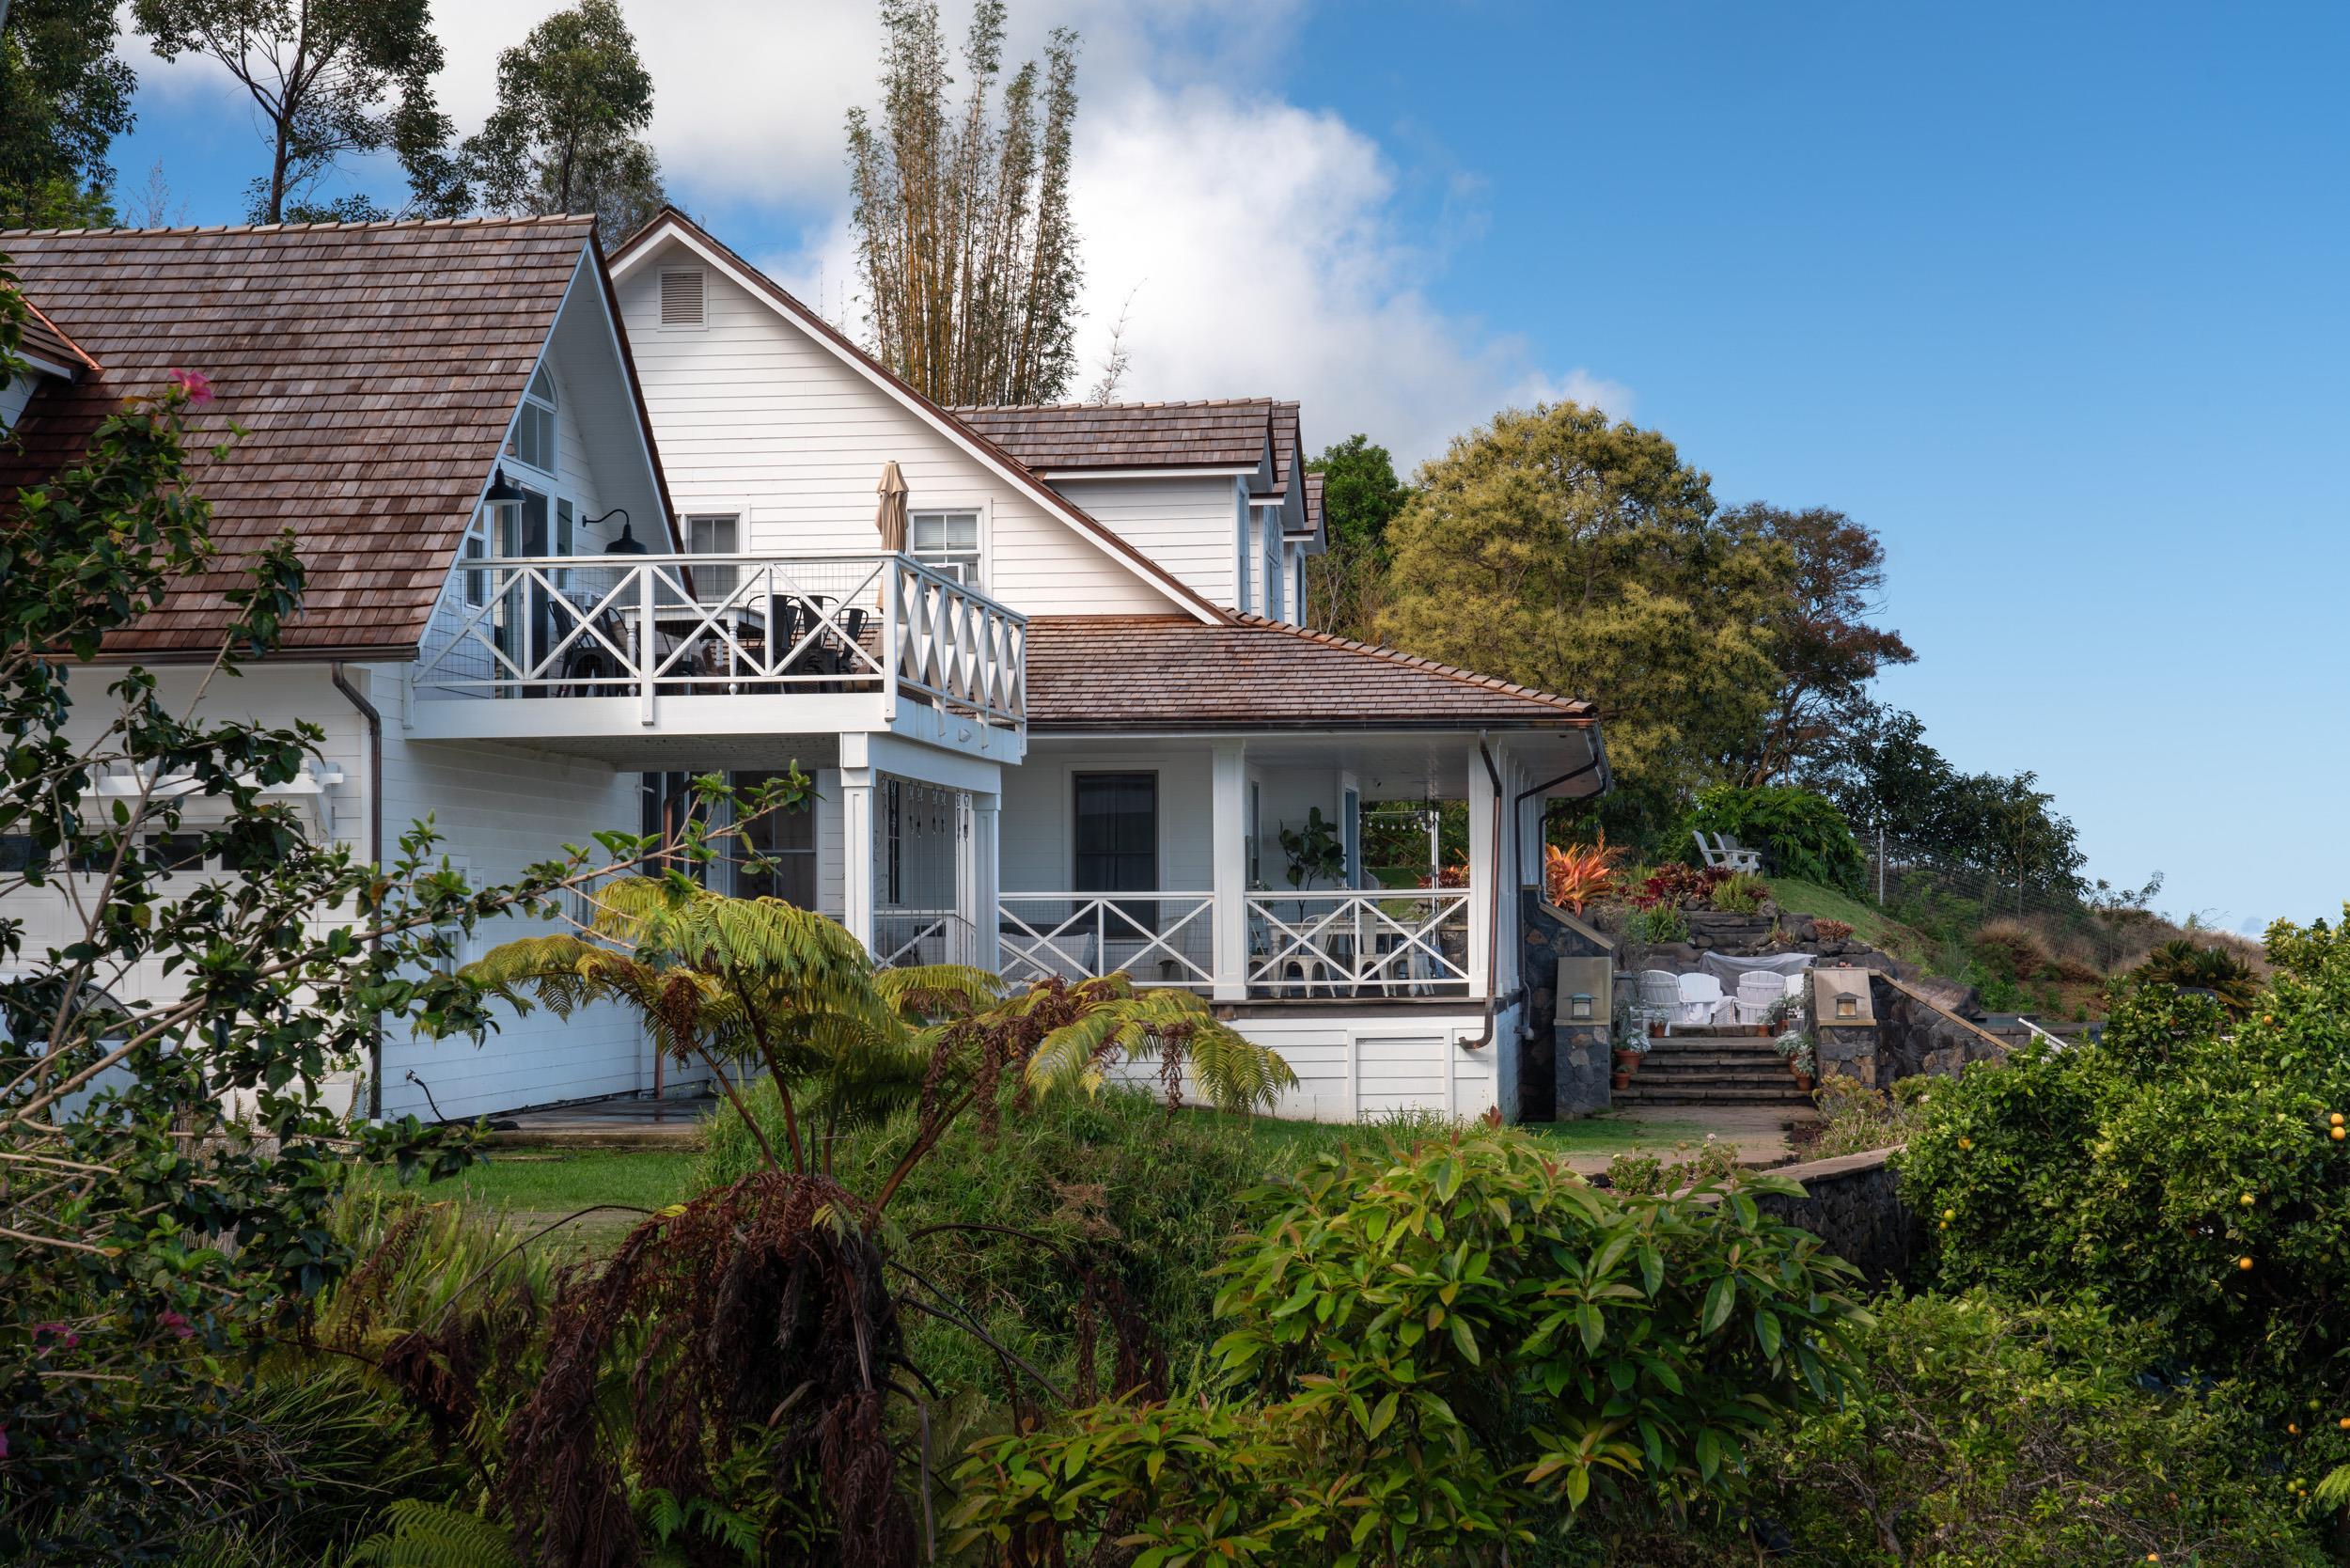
[330,664,386,1120]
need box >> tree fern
[348,1499,520,1568]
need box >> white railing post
[636,563,656,727]
[840,767,876,951]
[1467,748,1496,999]
[1211,743,1248,1002]
[881,557,901,725]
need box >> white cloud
[122,0,1625,464]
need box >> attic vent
[660,268,706,327]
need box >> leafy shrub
[2136,937,2262,1016]
[1604,1135,1741,1196]
[1622,903,1690,944]
[1710,871,1770,915]
[1812,917,1853,943]
[1899,915,2350,1394]
[704,1079,1264,1403]
[1630,1292,2331,1565]
[949,1124,1870,1560]
[1795,1074,1929,1160]
[1543,836,1622,912]
[1687,785,1866,893]
[1970,916,2054,983]
[1631,861,1731,909]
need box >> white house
[0,210,1607,1126]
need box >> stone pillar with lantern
[1811,965,1880,1087]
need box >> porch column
[1210,741,1248,1002]
[840,766,876,952]
[966,791,1000,973]
[1466,743,1496,1000]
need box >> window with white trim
[510,364,557,474]
[686,513,740,600]
[908,509,981,586]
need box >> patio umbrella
[874,461,910,554]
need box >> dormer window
[509,363,557,474]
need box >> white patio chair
[1782,970,1809,1029]
[1693,831,1763,873]
[1734,971,1783,1026]
[1676,972,1733,1027]
[1635,969,1682,1038]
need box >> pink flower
[0,1421,9,1459]
[30,1322,79,1348]
[166,368,214,406]
[159,1309,193,1341]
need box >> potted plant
[1278,807,1346,891]
[1612,1031,1647,1079]
[1774,1029,1816,1091]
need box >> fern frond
[350,1498,522,1568]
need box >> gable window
[660,267,706,327]
[510,364,557,474]
[909,509,980,586]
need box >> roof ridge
[1225,613,1588,711]
[952,397,1280,413]
[0,213,594,240]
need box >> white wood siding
[999,741,1215,891]
[1038,474,1246,614]
[613,242,1183,618]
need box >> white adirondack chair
[1635,969,1682,1038]
[1734,971,1783,1026]
[1692,831,1764,873]
[1675,972,1733,1027]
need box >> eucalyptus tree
[462,0,666,246]
[131,0,465,224]
[848,0,1083,405]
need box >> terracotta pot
[1789,1064,1815,1090]
[1612,1049,1642,1075]
[1611,1071,1632,1091]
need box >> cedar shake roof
[1270,400,1300,496]
[951,398,1276,476]
[1025,615,1594,730]
[0,215,601,656]
[14,295,97,375]
[1302,471,1324,537]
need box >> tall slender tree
[131,0,464,224]
[0,0,137,228]
[1303,433,1409,637]
[462,0,666,246]
[848,0,1083,405]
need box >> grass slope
[1770,876,1916,952]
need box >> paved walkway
[488,1092,719,1147]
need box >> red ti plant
[1543,837,1622,912]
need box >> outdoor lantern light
[1569,993,1594,1022]
[1836,993,1858,1021]
[482,466,525,506]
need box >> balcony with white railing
[404,552,1026,756]
[992,888,1474,1001]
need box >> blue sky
[101,1,2350,932]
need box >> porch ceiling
[1026,728,1601,801]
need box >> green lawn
[389,1110,1708,1231]
[1772,876,1913,952]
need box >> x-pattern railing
[414,552,1025,728]
[1246,889,1474,996]
[997,893,1216,989]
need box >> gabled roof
[0,215,621,656]
[1270,400,1301,496]
[952,398,1276,478]
[1302,471,1325,541]
[13,294,98,378]
[1024,614,1595,731]
[608,206,1230,626]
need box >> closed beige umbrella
[875,461,909,554]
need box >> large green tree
[848,0,1083,404]
[1722,502,1914,787]
[131,0,465,224]
[0,0,136,228]
[462,0,666,246]
[1376,401,1792,830]
[1303,432,1407,638]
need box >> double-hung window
[511,365,557,475]
[909,509,981,586]
[686,513,740,602]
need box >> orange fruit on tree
[2238,1256,2254,1271]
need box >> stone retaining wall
[1872,974,2009,1081]
[1747,1146,1919,1287]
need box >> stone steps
[1615,1082,1814,1106]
